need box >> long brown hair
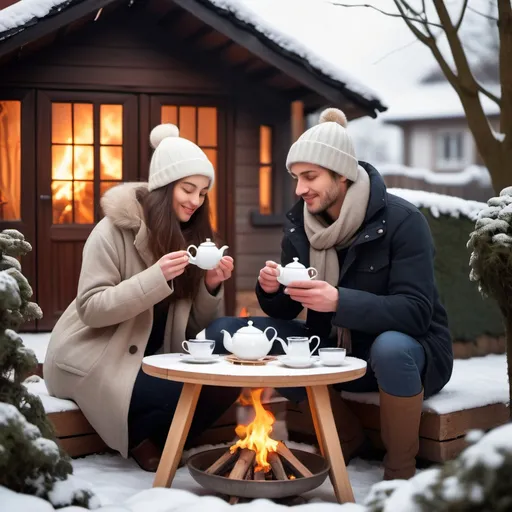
[136,183,214,300]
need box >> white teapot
[221,320,281,360]
[276,257,318,286]
[186,238,228,270]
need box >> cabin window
[259,125,273,215]
[51,102,124,224]
[0,100,21,221]
[436,130,466,170]
[160,105,218,231]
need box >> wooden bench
[286,399,509,463]
[26,348,509,464]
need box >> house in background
[0,0,385,331]
[380,72,499,202]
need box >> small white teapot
[276,257,318,286]
[221,320,281,360]
[186,238,228,270]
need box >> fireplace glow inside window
[51,102,123,224]
[161,105,218,231]
[259,125,273,215]
[0,100,21,221]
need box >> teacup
[318,347,347,366]
[182,339,215,360]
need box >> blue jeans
[206,317,426,401]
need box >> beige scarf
[303,165,370,352]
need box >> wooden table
[142,354,367,504]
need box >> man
[255,108,453,480]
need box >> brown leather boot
[130,438,162,472]
[297,387,366,464]
[379,388,424,480]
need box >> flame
[238,307,250,318]
[52,104,122,224]
[230,388,278,472]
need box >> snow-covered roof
[382,81,500,123]
[0,0,387,116]
[204,0,385,107]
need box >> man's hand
[205,256,234,294]
[258,260,281,294]
[284,280,339,312]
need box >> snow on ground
[21,332,50,363]
[70,444,383,508]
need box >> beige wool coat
[43,183,224,457]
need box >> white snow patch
[0,0,71,33]
[381,164,491,187]
[342,354,509,414]
[389,188,486,221]
[23,376,79,413]
[48,475,100,509]
[32,437,60,458]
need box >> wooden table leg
[153,382,202,488]
[306,385,355,504]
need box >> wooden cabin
[0,0,386,331]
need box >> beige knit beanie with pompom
[286,107,358,181]
[148,123,215,191]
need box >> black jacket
[256,162,453,398]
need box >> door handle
[40,195,51,200]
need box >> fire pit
[188,445,329,499]
[187,388,329,500]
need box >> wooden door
[148,96,235,314]
[36,91,138,329]
[0,90,37,329]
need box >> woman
[44,124,239,471]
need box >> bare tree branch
[392,0,458,87]
[329,2,443,28]
[477,83,502,107]
[455,0,469,32]
[468,5,499,22]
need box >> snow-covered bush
[365,423,512,512]
[468,186,512,413]
[0,229,97,508]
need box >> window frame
[37,90,138,231]
[435,129,468,171]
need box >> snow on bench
[341,354,509,414]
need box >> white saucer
[319,359,348,367]
[181,355,220,364]
[279,356,317,369]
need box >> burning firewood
[228,448,255,480]
[205,449,239,475]
[254,469,265,481]
[276,442,313,478]
[268,451,288,480]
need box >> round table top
[142,353,367,387]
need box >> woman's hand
[205,256,234,293]
[157,250,190,281]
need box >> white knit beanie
[148,124,215,191]
[286,108,358,181]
